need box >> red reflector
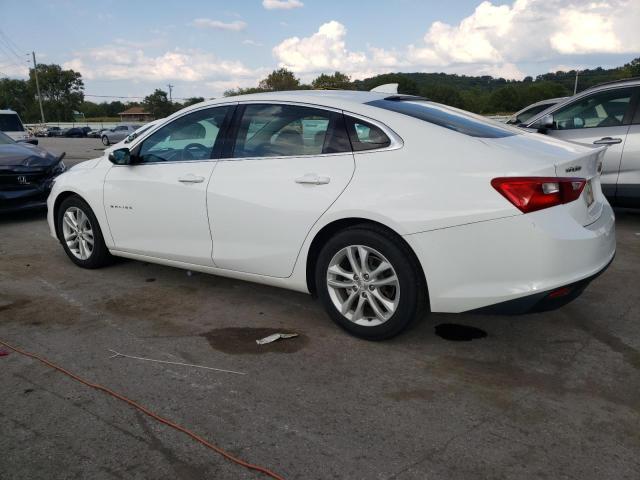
[491,177,586,213]
[548,286,572,299]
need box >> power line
[0,29,26,58]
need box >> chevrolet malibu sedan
[46,90,616,339]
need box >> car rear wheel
[57,196,112,269]
[315,225,426,340]
[101,136,110,146]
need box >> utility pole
[167,84,174,102]
[573,70,579,95]
[31,51,45,124]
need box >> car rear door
[103,105,235,265]
[207,102,354,278]
[540,86,638,199]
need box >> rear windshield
[0,113,25,132]
[366,99,516,138]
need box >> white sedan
[47,90,616,339]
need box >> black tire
[102,136,110,146]
[315,225,426,340]
[56,195,113,269]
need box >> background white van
[0,109,28,141]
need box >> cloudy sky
[1,0,638,101]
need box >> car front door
[103,105,235,265]
[207,103,354,278]
[613,98,640,206]
[540,86,639,198]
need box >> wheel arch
[305,217,429,307]
[52,191,87,240]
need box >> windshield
[0,130,15,145]
[367,99,517,138]
[0,113,25,132]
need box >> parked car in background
[63,127,90,138]
[48,90,615,340]
[506,97,568,125]
[106,119,164,152]
[0,109,29,141]
[87,128,108,138]
[101,125,137,146]
[44,127,63,137]
[0,130,66,213]
[524,78,640,207]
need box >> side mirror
[536,114,554,133]
[108,147,131,165]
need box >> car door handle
[295,173,330,185]
[593,137,622,145]
[178,174,205,183]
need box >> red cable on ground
[0,338,286,480]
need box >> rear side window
[0,113,24,132]
[367,99,516,138]
[344,116,391,151]
[232,104,348,158]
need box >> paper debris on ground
[256,333,299,345]
[0,349,10,357]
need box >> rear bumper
[404,202,616,313]
[471,253,613,314]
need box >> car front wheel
[315,225,426,340]
[101,136,110,146]
[57,196,112,268]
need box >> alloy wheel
[62,206,94,260]
[326,245,400,326]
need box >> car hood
[0,142,62,168]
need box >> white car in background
[0,109,29,141]
[524,78,640,207]
[506,97,568,125]
[106,119,164,153]
[47,90,615,339]
[100,124,137,146]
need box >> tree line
[1,58,638,123]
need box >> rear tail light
[491,177,586,213]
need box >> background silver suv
[526,78,640,207]
[101,125,137,146]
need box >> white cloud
[409,0,640,67]
[273,21,376,79]
[243,39,264,47]
[192,18,247,31]
[62,46,262,95]
[263,0,303,10]
[273,2,639,82]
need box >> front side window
[138,106,231,163]
[551,87,635,130]
[233,104,335,158]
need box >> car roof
[199,90,392,111]
[582,76,640,93]
[0,109,19,114]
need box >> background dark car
[63,127,88,138]
[0,131,66,213]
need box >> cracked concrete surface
[1,142,639,479]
